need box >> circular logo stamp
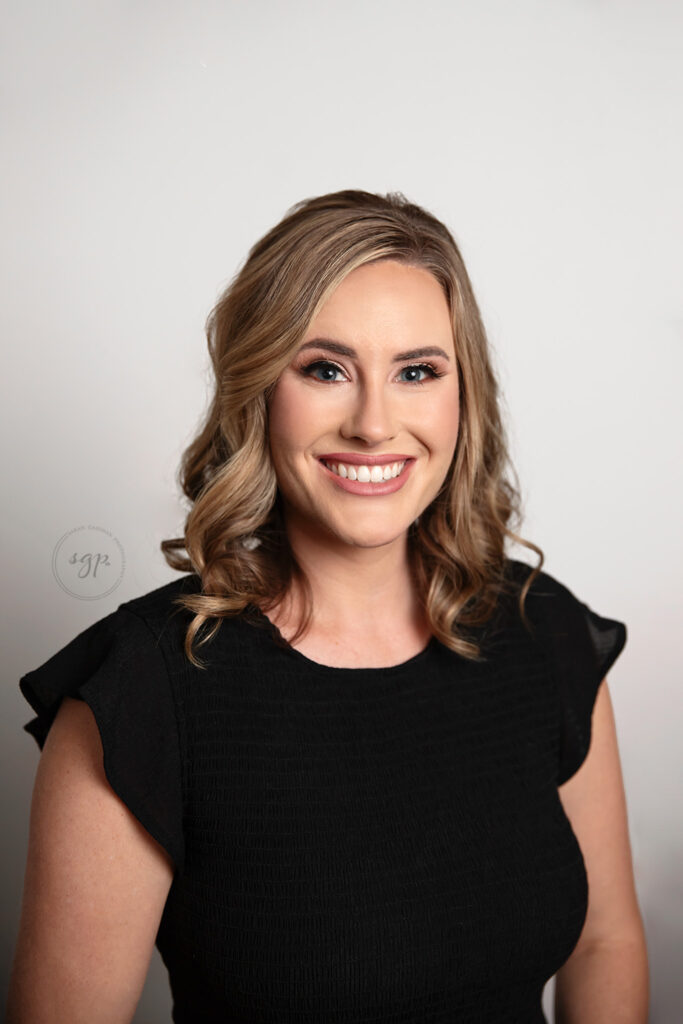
[52,525,126,600]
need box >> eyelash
[299,359,445,385]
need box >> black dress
[19,560,626,1023]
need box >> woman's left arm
[555,678,649,1023]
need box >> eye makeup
[298,358,446,385]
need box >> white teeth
[323,459,408,482]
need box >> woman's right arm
[6,696,175,1024]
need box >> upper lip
[318,453,414,466]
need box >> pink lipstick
[317,456,415,496]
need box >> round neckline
[249,606,438,675]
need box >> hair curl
[160,189,543,667]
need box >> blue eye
[398,364,442,383]
[299,359,444,384]
[300,360,346,382]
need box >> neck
[274,516,423,639]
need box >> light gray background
[2,1,681,1020]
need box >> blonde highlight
[160,189,543,667]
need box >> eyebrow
[298,338,451,362]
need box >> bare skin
[8,260,648,1020]
[262,542,433,669]
[555,681,649,1021]
[7,697,174,1024]
[270,261,649,1018]
[266,260,459,665]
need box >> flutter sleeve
[527,570,627,786]
[19,604,185,872]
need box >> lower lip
[318,459,415,495]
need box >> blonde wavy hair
[160,188,543,668]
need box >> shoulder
[503,557,627,670]
[116,575,269,680]
[19,576,197,872]
[20,573,201,718]
[491,559,577,644]
[117,572,202,637]
[503,557,575,602]
[501,559,615,639]
[501,560,628,786]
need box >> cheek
[420,390,460,455]
[268,381,301,448]
[267,379,321,466]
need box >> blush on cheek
[267,374,323,456]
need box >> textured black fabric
[19,560,626,1023]
[522,573,626,786]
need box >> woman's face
[267,259,460,552]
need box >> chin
[331,523,411,550]
[284,501,416,551]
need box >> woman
[9,189,648,1022]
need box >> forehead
[305,260,454,353]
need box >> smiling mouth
[320,458,408,482]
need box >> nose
[340,379,397,445]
